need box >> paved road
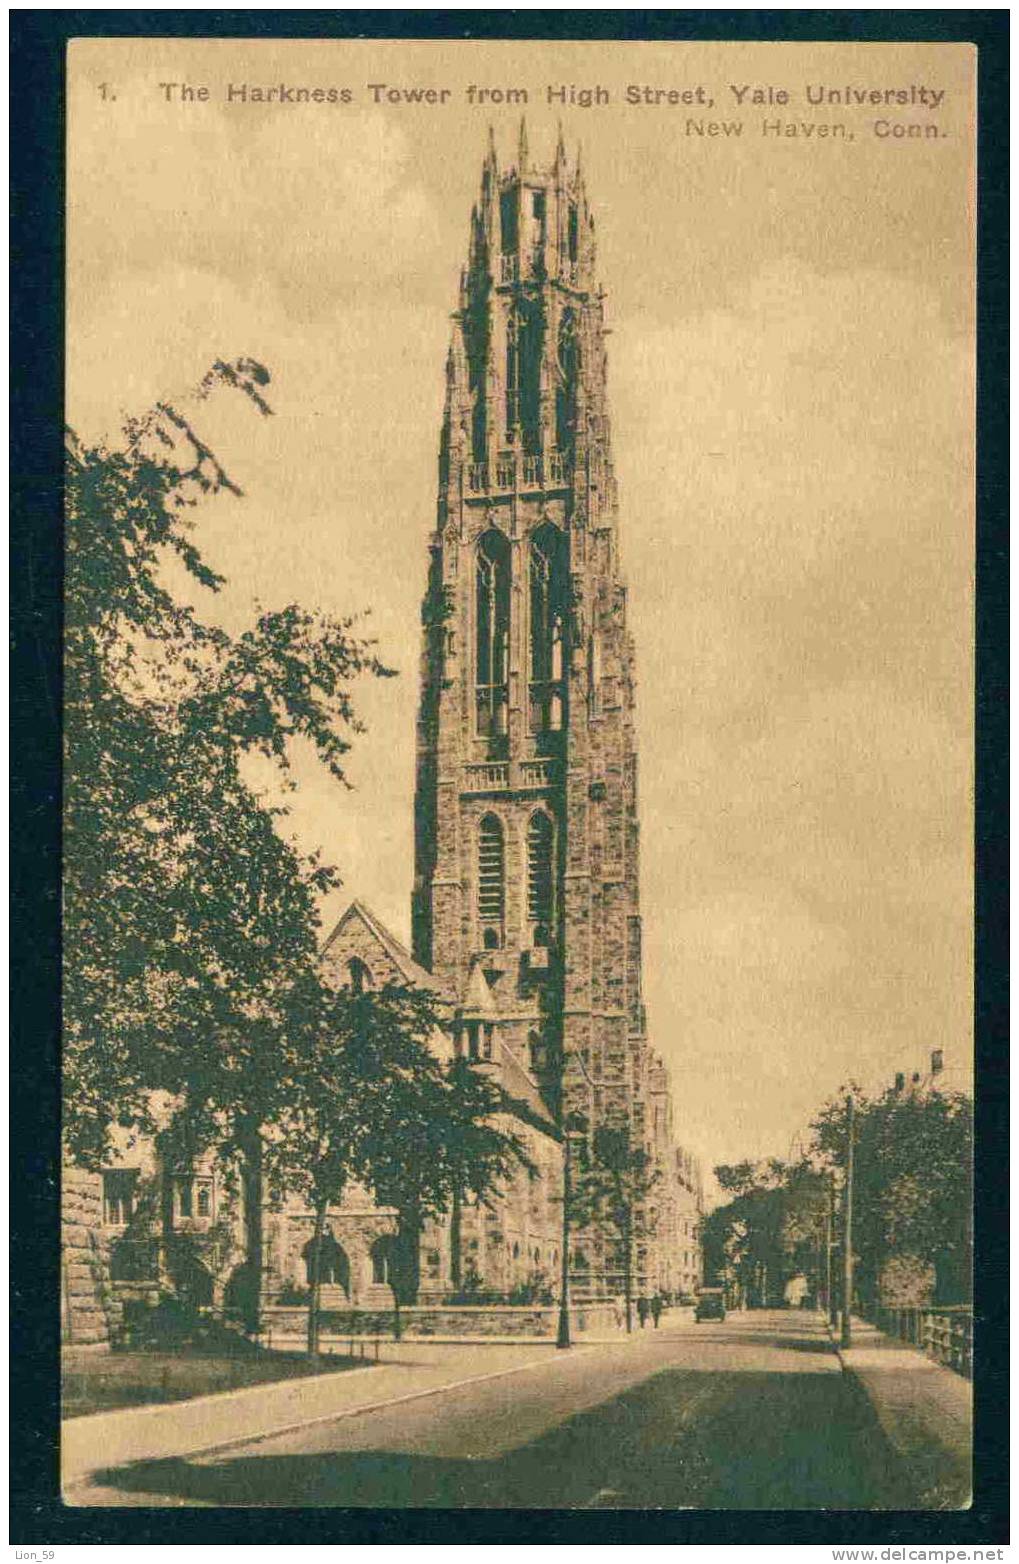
[79,1311,914,1509]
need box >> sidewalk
[61,1338,572,1497]
[832,1315,972,1509]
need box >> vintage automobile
[694,1287,727,1322]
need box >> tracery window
[500,186,518,253]
[475,531,510,741]
[102,1170,138,1227]
[556,309,579,456]
[506,300,543,452]
[371,1236,397,1286]
[464,1020,494,1063]
[529,524,568,733]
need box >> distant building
[891,1049,971,1100]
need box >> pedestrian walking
[637,1294,649,1329]
[651,1293,663,1328]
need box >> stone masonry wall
[263,1301,618,1339]
[62,1164,120,1346]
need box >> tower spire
[518,116,529,171]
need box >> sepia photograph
[40,25,989,1525]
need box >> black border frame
[10,8,1008,1546]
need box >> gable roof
[320,900,556,1136]
[493,1035,554,1126]
[320,900,448,999]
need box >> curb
[62,1357,377,1432]
[62,1350,559,1498]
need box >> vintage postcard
[61,34,976,1513]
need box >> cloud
[69,78,445,329]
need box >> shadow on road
[84,1366,916,1510]
[676,1330,838,1356]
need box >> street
[71,1310,918,1509]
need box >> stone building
[265,900,564,1308]
[410,124,698,1296]
[62,899,565,1344]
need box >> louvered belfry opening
[527,811,555,939]
[478,814,505,945]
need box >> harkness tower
[412,124,687,1295]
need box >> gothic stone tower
[413,125,670,1293]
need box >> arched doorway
[167,1248,214,1310]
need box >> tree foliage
[65,362,535,1349]
[702,1159,828,1307]
[811,1086,972,1305]
[64,360,392,1165]
[265,980,532,1352]
[572,1123,660,1330]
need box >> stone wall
[262,1301,618,1340]
[61,1165,120,1346]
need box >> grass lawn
[62,1346,368,1420]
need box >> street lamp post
[556,1119,573,1350]
[840,1092,855,1350]
[826,1174,838,1329]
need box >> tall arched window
[477,814,505,945]
[507,300,544,453]
[475,530,510,741]
[529,524,568,733]
[556,309,579,456]
[527,812,556,937]
[371,1236,396,1286]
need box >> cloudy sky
[68,38,975,1189]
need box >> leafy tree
[271,983,530,1356]
[703,1159,827,1308]
[64,361,392,1320]
[811,1086,972,1307]
[572,1124,660,1332]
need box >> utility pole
[556,1117,573,1349]
[840,1093,855,1349]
